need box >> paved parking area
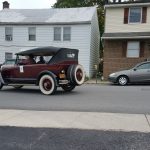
[0,126,150,150]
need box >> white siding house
[0,4,100,78]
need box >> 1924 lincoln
[0,46,85,95]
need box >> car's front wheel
[0,81,3,90]
[61,84,76,92]
[118,76,128,86]
[39,75,57,95]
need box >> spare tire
[67,64,85,85]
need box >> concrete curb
[84,80,110,85]
[0,109,149,132]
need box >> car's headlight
[109,73,116,77]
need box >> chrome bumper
[0,73,5,84]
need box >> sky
[0,0,57,9]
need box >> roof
[16,46,79,56]
[102,32,150,40]
[0,7,96,25]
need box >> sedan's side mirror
[133,68,137,71]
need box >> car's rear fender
[36,71,58,86]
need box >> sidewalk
[0,109,150,133]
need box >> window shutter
[124,8,129,24]
[122,41,127,57]
[140,41,145,57]
[142,7,147,23]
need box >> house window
[129,7,142,23]
[127,41,140,58]
[5,27,13,41]
[5,52,13,60]
[124,7,147,24]
[54,27,61,41]
[63,27,71,41]
[28,27,36,41]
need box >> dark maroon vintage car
[0,46,85,95]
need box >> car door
[131,62,150,82]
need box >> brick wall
[103,40,150,79]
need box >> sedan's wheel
[13,85,23,89]
[61,84,76,92]
[118,76,128,86]
[0,81,3,90]
[39,75,56,95]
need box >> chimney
[3,1,9,9]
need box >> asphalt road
[0,126,150,150]
[0,84,150,114]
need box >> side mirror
[133,68,137,71]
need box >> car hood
[1,64,15,70]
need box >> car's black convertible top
[16,46,79,56]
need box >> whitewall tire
[39,75,56,95]
[74,65,85,85]
[67,65,85,86]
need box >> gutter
[102,36,150,40]
[105,3,150,8]
[0,21,91,26]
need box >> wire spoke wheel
[39,75,56,95]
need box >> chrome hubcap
[76,69,83,81]
[119,77,127,85]
[43,79,52,91]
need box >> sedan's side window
[136,63,150,70]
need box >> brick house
[102,0,150,79]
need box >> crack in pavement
[145,114,150,129]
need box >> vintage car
[0,46,85,95]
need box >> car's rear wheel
[61,84,76,92]
[0,81,3,90]
[118,76,128,86]
[13,85,23,89]
[39,75,57,95]
[67,65,85,85]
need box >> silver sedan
[108,61,150,85]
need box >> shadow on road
[0,87,79,96]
